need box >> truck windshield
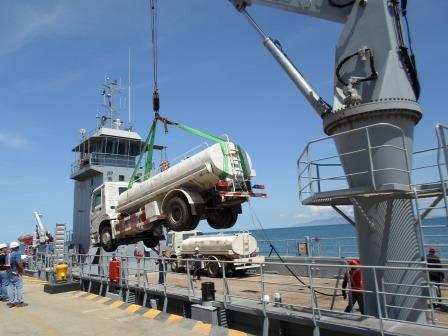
[92,191,101,209]
[166,234,173,246]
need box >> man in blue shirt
[0,243,8,302]
[7,241,27,308]
[156,249,168,284]
[192,248,202,281]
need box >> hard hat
[429,246,436,253]
[195,247,199,251]
[9,241,20,249]
[349,259,359,266]
[0,243,7,249]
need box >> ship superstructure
[70,78,162,252]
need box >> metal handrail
[29,250,448,334]
[297,123,410,202]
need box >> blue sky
[0,0,447,243]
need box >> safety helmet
[9,241,20,249]
[195,247,199,251]
[0,243,7,249]
[429,246,436,254]
[349,259,359,266]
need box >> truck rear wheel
[206,208,238,229]
[165,197,195,231]
[100,225,118,252]
[207,260,221,278]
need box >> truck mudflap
[232,256,265,270]
[114,209,154,237]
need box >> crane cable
[247,200,343,297]
[128,0,160,189]
[150,0,160,113]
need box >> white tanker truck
[166,230,264,278]
[90,142,266,251]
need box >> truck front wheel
[170,258,180,273]
[207,208,238,229]
[143,236,159,249]
[165,197,195,231]
[100,225,117,252]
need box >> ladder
[226,143,247,191]
[54,223,66,264]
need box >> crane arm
[33,211,47,244]
[230,0,353,23]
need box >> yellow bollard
[55,263,68,281]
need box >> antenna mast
[128,48,132,127]
[102,77,119,128]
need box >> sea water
[246,217,448,259]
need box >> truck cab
[90,182,128,247]
[91,181,165,252]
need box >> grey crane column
[324,105,427,323]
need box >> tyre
[235,269,248,277]
[143,236,159,249]
[186,215,201,231]
[165,197,194,231]
[100,225,117,252]
[207,260,221,278]
[206,208,238,229]
[170,259,179,273]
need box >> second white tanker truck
[90,141,266,251]
[166,230,265,278]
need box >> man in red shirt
[342,259,364,314]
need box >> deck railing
[29,251,448,335]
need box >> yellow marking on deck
[142,309,161,319]
[86,294,98,300]
[110,300,125,308]
[166,314,183,323]
[125,304,141,313]
[192,321,212,334]
[229,330,248,336]
[97,297,112,304]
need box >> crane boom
[33,211,47,245]
[230,0,352,23]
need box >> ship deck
[3,276,236,336]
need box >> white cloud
[0,131,28,149]
[294,205,354,223]
[0,4,65,56]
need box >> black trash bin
[201,282,215,302]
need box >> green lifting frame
[128,118,248,190]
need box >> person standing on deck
[192,248,202,281]
[156,249,168,285]
[0,243,9,302]
[427,246,445,306]
[7,241,27,308]
[342,259,364,314]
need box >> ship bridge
[71,127,164,181]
